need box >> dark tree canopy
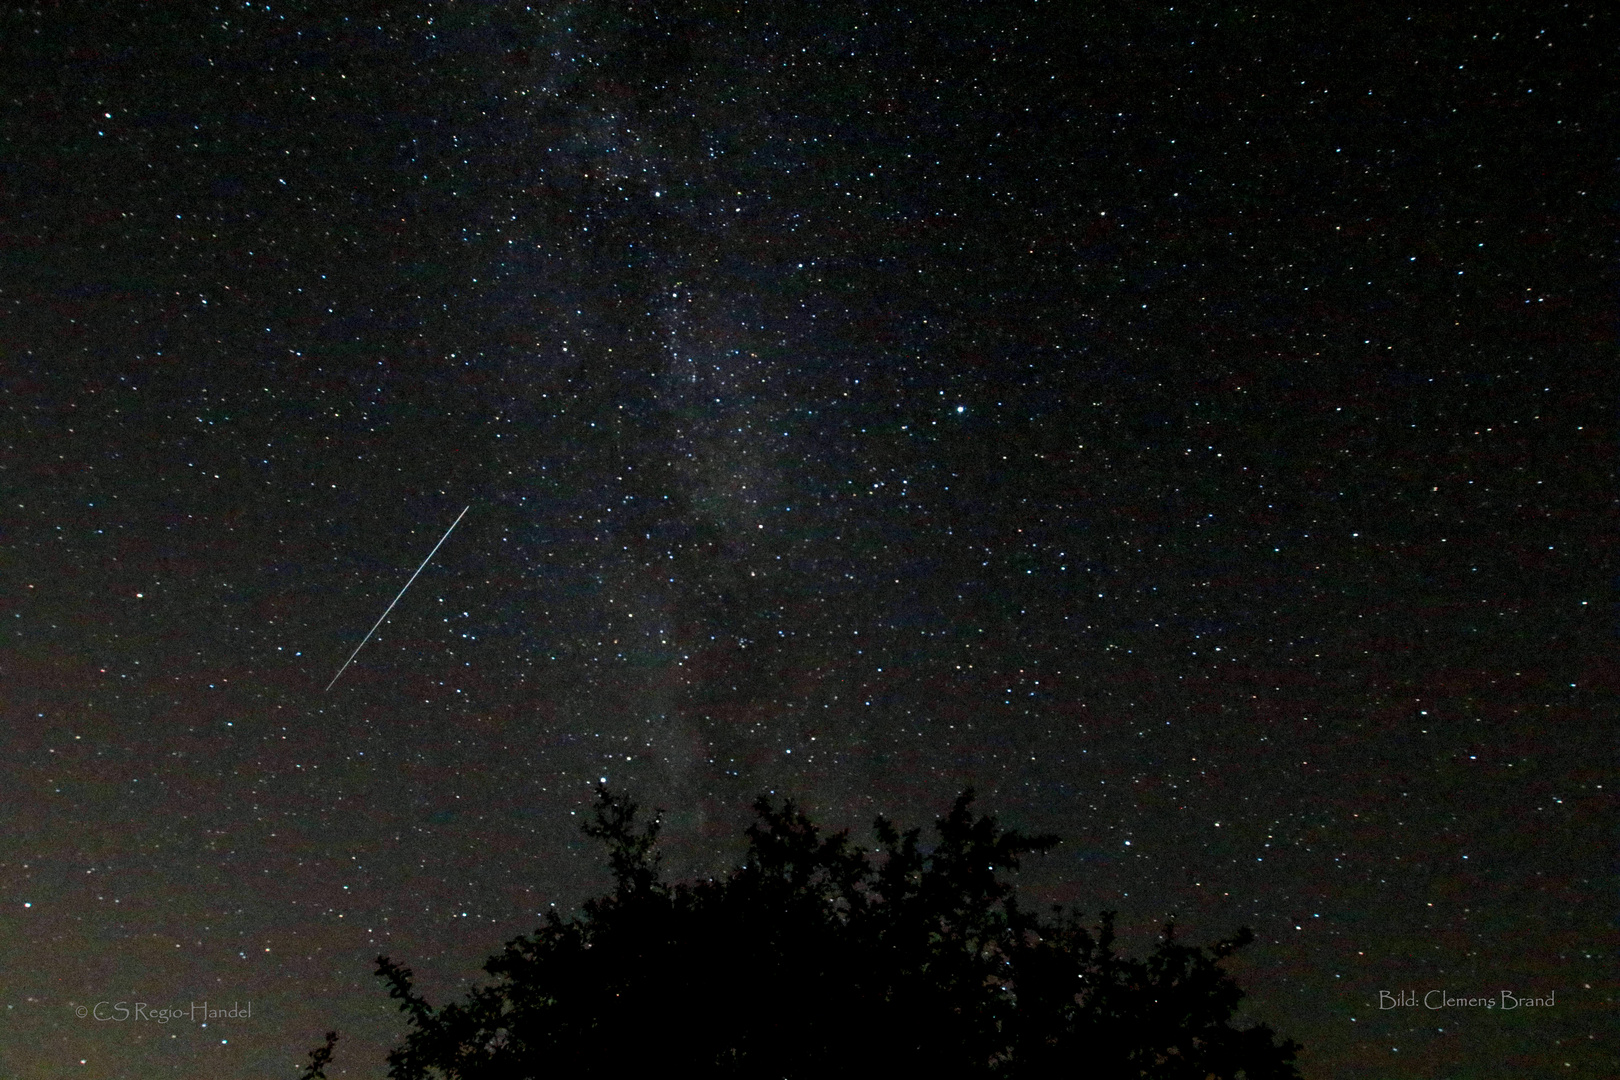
[368,788,1301,1079]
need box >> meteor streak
[325,504,470,692]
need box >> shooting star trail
[326,504,470,692]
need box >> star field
[1,2,1611,1076]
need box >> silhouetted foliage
[297,1030,339,1080]
[372,787,1301,1078]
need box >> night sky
[2,1,1612,1076]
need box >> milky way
[2,3,1608,1076]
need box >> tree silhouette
[297,1030,339,1080]
[362,787,1300,1078]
